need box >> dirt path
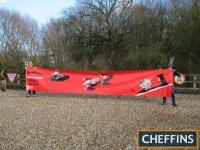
[0,90,199,150]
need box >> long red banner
[26,67,173,97]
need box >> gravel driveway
[0,90,199,150]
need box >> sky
[0,0,76,24]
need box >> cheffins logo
[137,130,198,148]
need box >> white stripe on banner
[26,76,44,79]
[136,83,173,96]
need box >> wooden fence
[176,74,200,93]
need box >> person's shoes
[173,104,177,107]
[32,94,36,97]
[27,94,31,97]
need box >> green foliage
[40,0,200,73]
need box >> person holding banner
[26,61,37,97]
[162,69,182,107]
[162,57,184,107]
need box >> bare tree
[0,8,40,71]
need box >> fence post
[17,74,20,86]
[193,75,197,90]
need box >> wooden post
[0,79,6,91]
[193,75,197,90]
[17,74,20,86]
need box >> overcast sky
[0,0,76,24]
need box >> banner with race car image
[26,67,173,97]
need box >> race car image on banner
[83,74,113,90]
[50,71,70,82]
[26,67,173,97]
[136,74,169,94]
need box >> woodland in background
[0,0,199,73]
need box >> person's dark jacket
[173,69,181,77]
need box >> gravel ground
[0,90,199,150]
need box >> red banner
[26,67,173,97]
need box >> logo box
[137,130,198,148]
